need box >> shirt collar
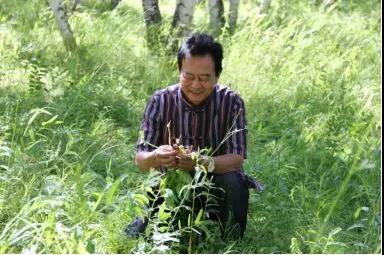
[178,84,217,112]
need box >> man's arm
[135,151,158,171]
[135,145,177,171]
[176,153,244,173]
[137,149,243,173]
[212,154,244,173]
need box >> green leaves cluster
[131,165,219,254]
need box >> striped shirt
[137,84,247,159]
[136,83,263,191]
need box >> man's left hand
[175,153,195,172]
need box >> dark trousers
[147,170,249,240]
[211,171,249,239]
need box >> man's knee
[213,171,249,207]
[212,171,249,237]
[213,170,248,194]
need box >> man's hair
[177,32,223,77]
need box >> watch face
[207,158,215,172]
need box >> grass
[0,0,381,253]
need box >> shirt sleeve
[225,95,247,159]
[136,94,162,152]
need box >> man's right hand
[153,145,177,168]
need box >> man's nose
[191,78,202,88]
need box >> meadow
[0,0,381,253]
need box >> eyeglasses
[181,71,212,83]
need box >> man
[127,32,260,239]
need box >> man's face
[180,54,219,105]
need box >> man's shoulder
[216,84,244,102]
[145,84,179,105]
[152,84,179,97]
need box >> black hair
[177,32,223,76]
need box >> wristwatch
[203,156,215,173]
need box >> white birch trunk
[172,0,198,37]
[322,0,335,9]
[310,0,322,6]
[111,0,122,10]
[72,0,80,11]
[310,0,334,10]
[209,0,224,36]
[142,0,162,48]
[49,0,76,51]
[228,0,239,34]
[259,0,272,14]
[142,0,162,25]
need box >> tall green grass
[0,0,381,253]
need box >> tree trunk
[228,0,239,34]
[111,0,121,10]
[258,0,272,14]
[310,0,335,10]
[72,0,81,11]
[49,0,77,52]
[172,0,198,38]
[142,0,162,48]
[310,0,322,6]
[209,0,224,37]
[322,0,335,9]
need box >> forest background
[0,0,381,253]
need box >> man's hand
[154,145,177,168]
[175,153,195,172]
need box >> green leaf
[92,192,104,212]
[158,203,171,221]
[42,115,58,126]
[134,194,149,207]
[23,108,52,136]
[194,209,203,225]
[86,240,95,253]
[105,177,122,205]
[28,129,35,142]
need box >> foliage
[0,0,381,253]
[129,165,221,254]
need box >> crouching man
[126,32,261,240]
